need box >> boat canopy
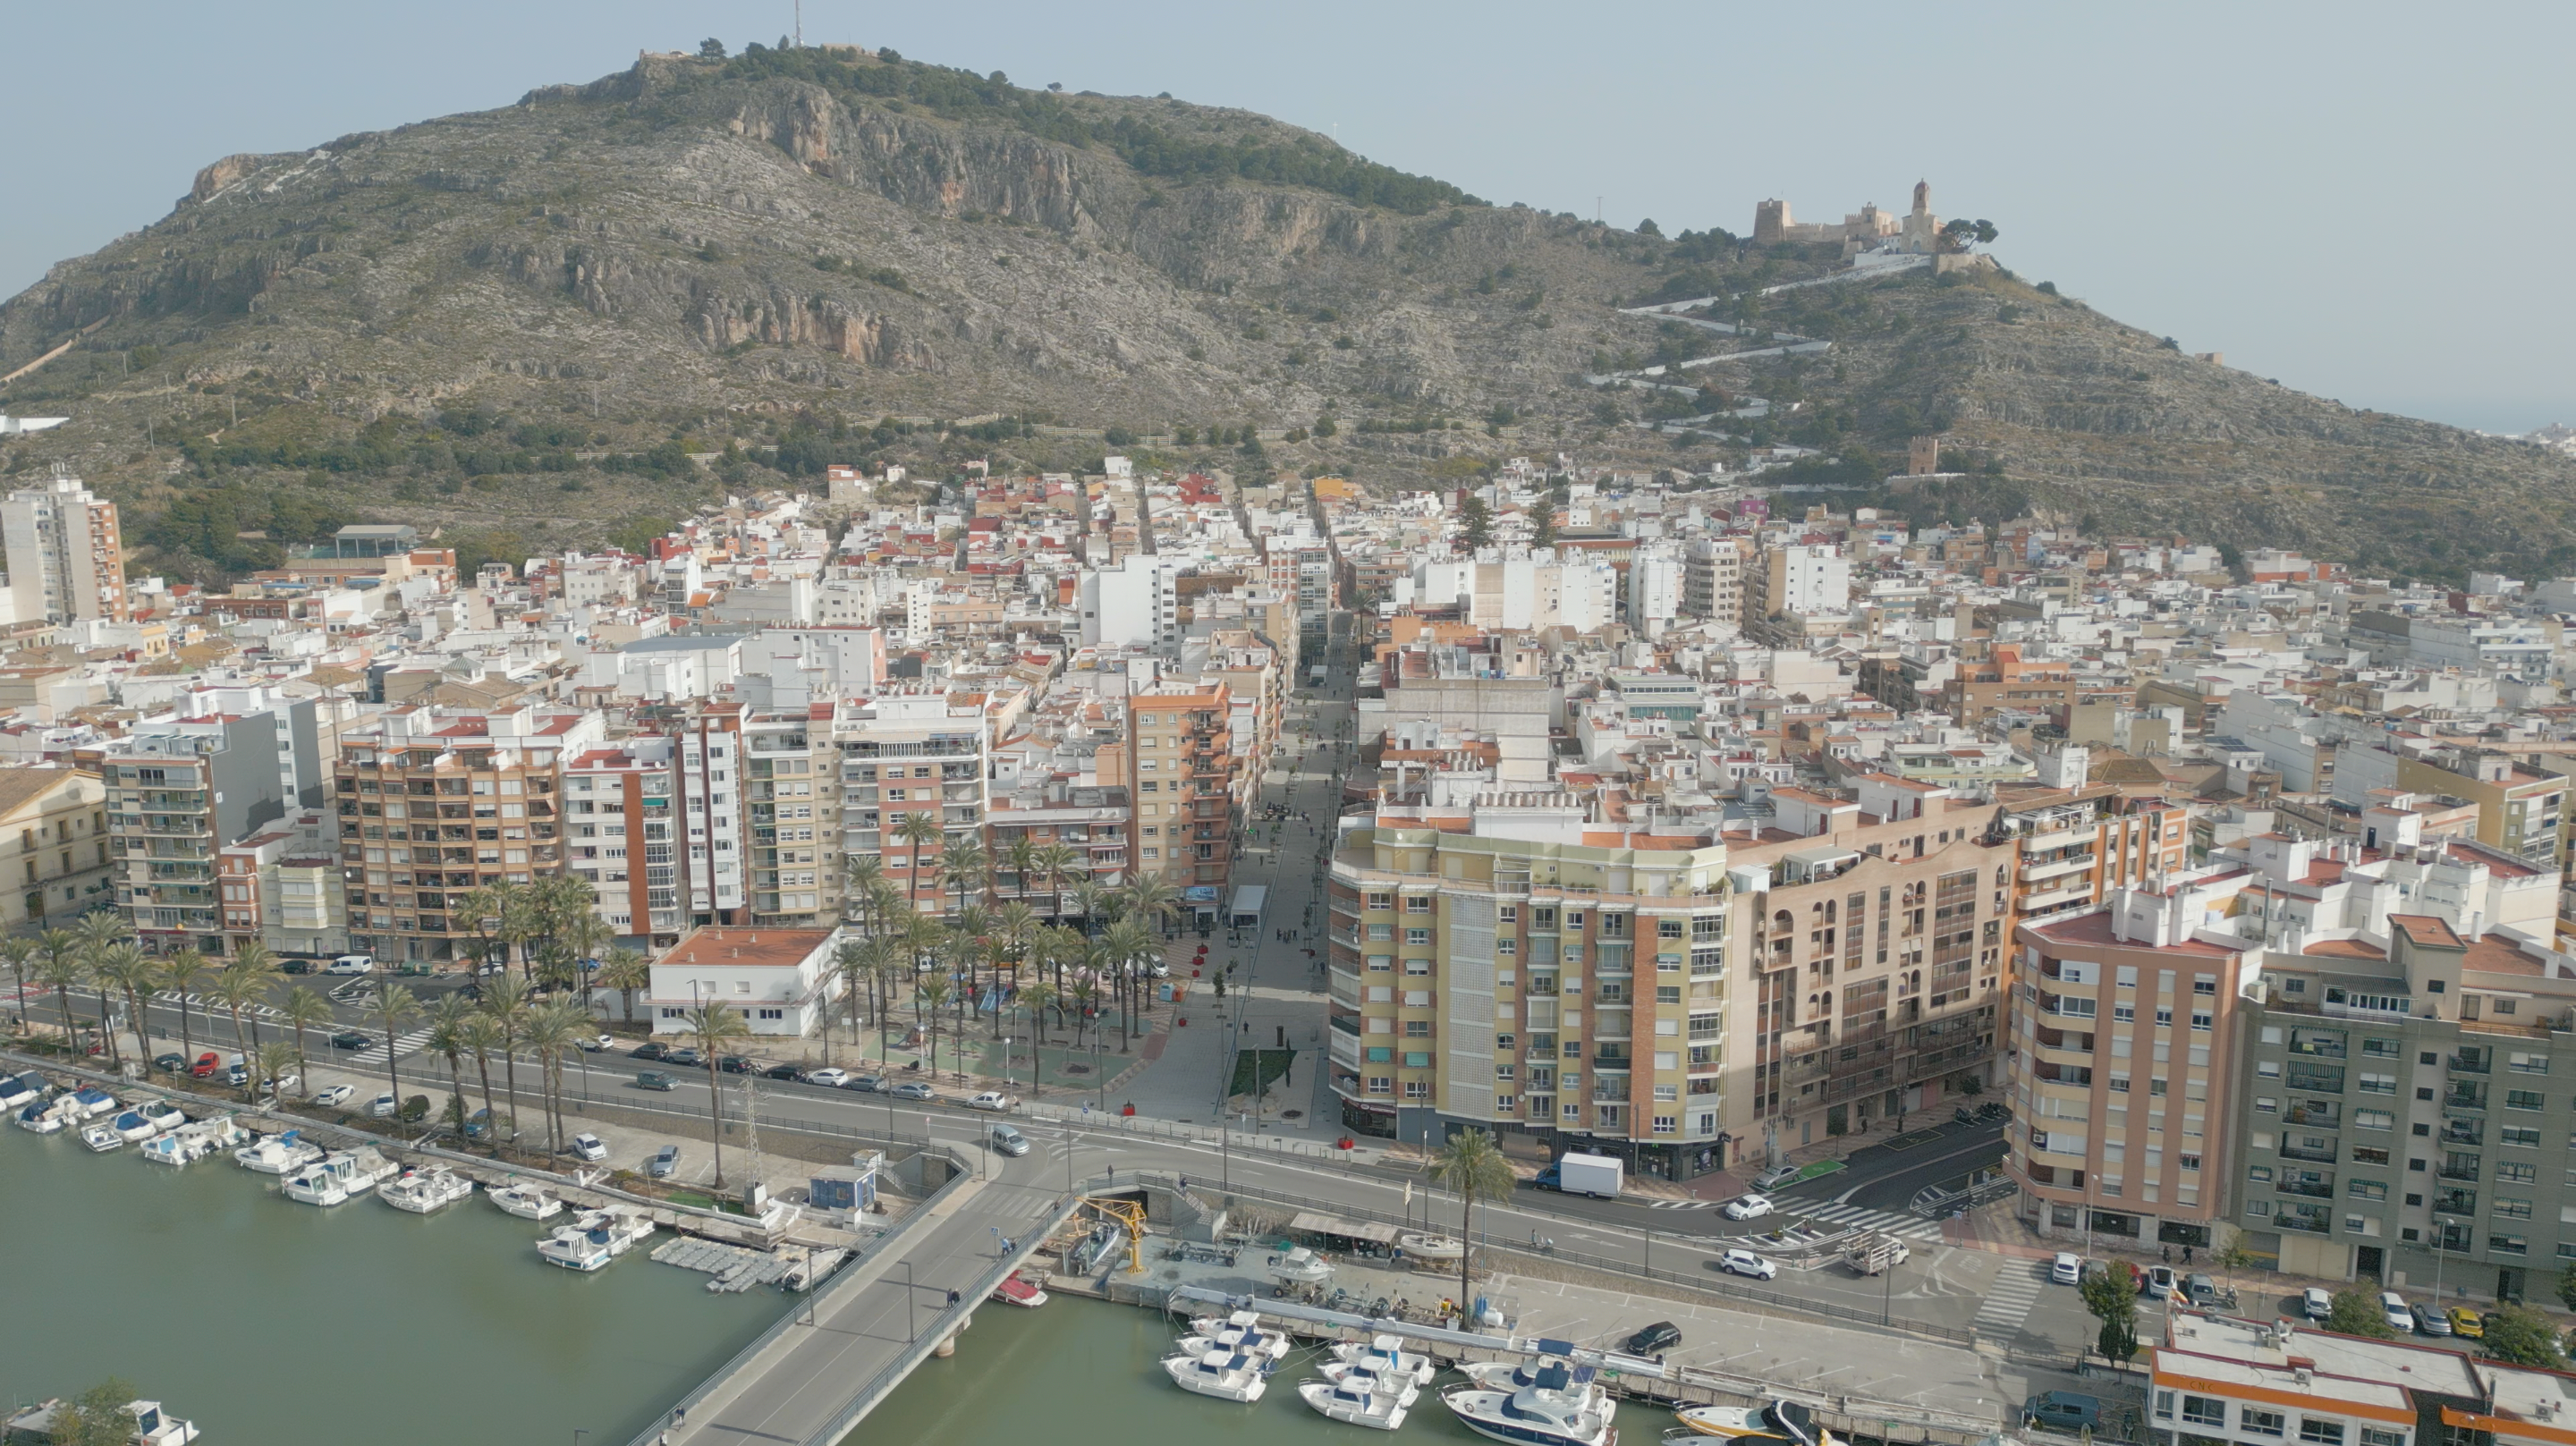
[1287,1209,1399,1244]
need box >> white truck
[1535,1151,1623,1199]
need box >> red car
[190,1052,222,1078]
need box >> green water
[0,1120,785,1445]
[862,1294,1504,1444]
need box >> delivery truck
[1532,1150,1623,1199]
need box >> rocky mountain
[0,42,2570,581]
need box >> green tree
[2484,1305,2567,1368]
[688,1002,752,1189]
[1457,495,1493,551]
[460,1012,505,1153]
[0,934,33,1032]
[698,38,728,59]
[158,947,210,1067]
[1426,1128,1515,1312]
[254,1040,299,1102]
[369,980,422,1113]
[2097,1314,2139,1364]
[208,964,269,1097]
[2322,1287,2395,1340]
[478,975,532,1143]
[280,985,333,1099]
[52,1378,140,1446]
[31,935,95,1054]
[425,994,476,1136]
[595,949,650,1026]
[2555,1260,2576,1314]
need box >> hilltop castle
[1753,180,1946,258]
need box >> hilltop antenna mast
[793,0,801,47]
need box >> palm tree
[940,838,989,920]
[460,1013,505,1152]
[97,943,159,1068]
[1002,833,1038,907]
[521,1002,581,1156]
[479,975,532,1143]
[892,813,942,913]
[595,949,650,1026]
[1121,875,1182,939]
[843,853,886,929]
[1100,918,1157,1050]
[1065,879,1111,939]
[159,947,210,1066]
[1020,979,1060,1048]
[208,964,269,1096]
[832,938,871,1063]
[80,942,123,1069]
[911,974,952,1085]
[369,980,422,1115]
[425,994,476,1136]
[227,937,279,982]
[456,882,517,977]
[686,1002,752,1189]
[0,935,35,1031]
[1068,977,1102,1050]
[1031,842,1081,924]
[255,1040,300,1104]
[280,985,332,1099]
[32,943,86,1054]
[1426,1128,1515,1313]
[865,880,908,939]
[72,907,124,961]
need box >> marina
[0,1095,789,1446]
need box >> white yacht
[537,1208,655,1271]
[1162,1347,1269,1403]
[80,1122,125,1153]
[282,1161,354,1206]
[0,1071,45,1109]
[1677,1399,1835,1446]
[67,1087,118,1120]
[1268,1245,1335,1284]
[1298,1373,1411,1431]
[1178,1310,1293,1362]
[16,1097,70,1134]
[488,1181,564,1220]
[1399,1231,1467,1263]
[137,1100,186,1132]
[1460,1357,1616,1416]
[1318,1359,1422,1407]
[1440,1364,1616,1446]
[112,1108,165,1142]
[326,1147,400,1194]
[233,1129,323,1174]
[1331,1333,1437,1387]
[380,1168,476,1213]
[142,1116,249,1167]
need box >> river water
[861,1293,1507,1444]
[0,1120,784,1446]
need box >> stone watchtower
[1752,199,1789,246]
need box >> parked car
[2024,1392,2103,1433]
[225,1063,250,1087]
[888,1080,935,1102]
[2302,1287,2334,1322]
[570,1132,608,1163]
[2415,1302,2453,1337]
[2379,1291,2415,1333]
[151,1053,186,1074]
[717,1055,758,1074]
[2145,1264,2179,1299]
[987,1124,1030,1157]
[1623,1321,1682,1357]
[313,1085,355,1108]
[1719,1193,1775,1222]
[1750,1163,1803,1191]
[2185,1273,2220,1306]
[279,958,311,975]
[763,1063,803,1080]
[664,1048,704,1068]
[2051,1252,2084,1286]
[324,954,375,976]
[2450,1306,2485,1339]
[190,1053,222,1078]
[635,1071,679,1092]
[648,1144,681,1179]
[631,1042,670,1061]
[330,1030,371,1051]
[580,1034,614,1053]
[965,1091,1013,1112]
[843,1076,885,1093]
[1716,1248,1778,1281]
[256,1073,299,1096]
[803,1068,852,1088]
[366,1093,397,1118]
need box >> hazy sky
[5,2,2567,432]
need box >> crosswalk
[1661,1194,1947,1243]
[1974,1259,2052,1337]
[349,1027,433,1066]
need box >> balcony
[2433,1190,2478,1216]
[2441,1119,2485,1146]
[2022,853,2097,884]
[2280,1140,2339,1163]
[2275,1179,2334,1199]
[2286,1067,2346,1094]
[2275,1211,2331,1235]
[2285,1104,2341,1129]
[2445,1082,2488,1111]
[2449,1050,2493,1076]
[2437,1161,2482,1182]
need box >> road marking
[1973,1260,2052,1337]
[350,1027,434,1066]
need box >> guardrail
[615,1142,987,1446]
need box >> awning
[1288,1210,1400,1244]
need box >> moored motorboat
[1318,1359,1422,1408]
[537,1208,655,1271]
[327,1146,400,1194]
[141,1116,249,1167]
[67,1087,117,1120]
[1299,1374,1411,1431]
[379,1167,475,1213]
[1440,1364,1616,1446]
[112,1109,164,1142]
[281,1161,352,1206]
[17,1097,70,1134]
[137,1100,186,1132]
[80,1122,125,1153]
[1162,1348,1269,1403]
[990,1273,1048,1307]
[1676,1399,1833,1445]
[0,1071,45,1109]
[1331,1333,1437,1387]
[1400,1231,1467,1262]
[233,1129,322,1174]
[488,1181,564,1220]
[1461,1357,1616,1415]
[1181,1309,1293,1362]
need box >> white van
[324,954,375,976]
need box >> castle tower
[1907,435,1941,477]
[1911,179,1929,216]
[1753,199,1789,247]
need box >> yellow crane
[1081,1196,1147,1275]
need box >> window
[2507,1089,2545,1111]
[2503,1125,2543,1147]
[2359,1432,2404,1446]
[2115,1004,2137,1022]
[2355,1109,2395,1130]
[2346,1179,2386,1201]
[2300,1421,2344,1446]
[2190,1011,2212,1032]
[1651,1114,1677,1135]
[1405,928,1430,946]
[2358,1072,2396,1095]
[2498,1161,2535,1184]
[2494,1233,2529,1256]
[2508,1052,2549,1074]
[2182,1398,2226,1428]
[2243,1410,2286,1439]
[2496,1197,2535,1220]
[2180,1154,2201,1172]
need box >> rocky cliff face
[1,49,2569,577]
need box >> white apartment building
[1414,555,1618,631]
[0,473,126,633]
[1079,554,1181,655]
[1760,544,1852,620]
[1628,545,1685,637]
